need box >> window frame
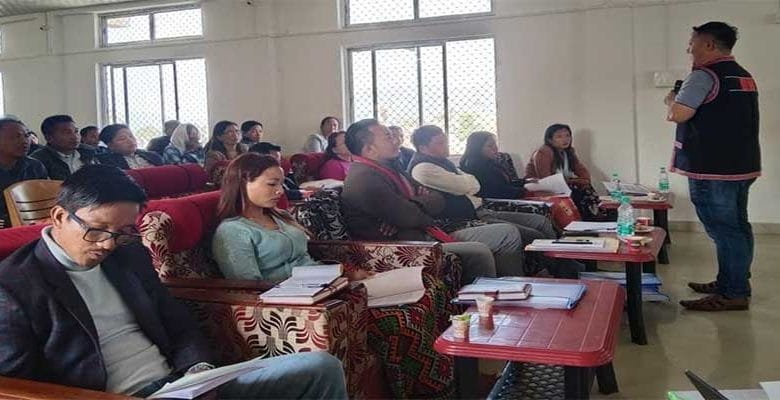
[345,35,497,152]
[99,56,208,136]
[99,4,203,48]
[344,0,494,28]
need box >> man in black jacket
[30,115,98,180]
[0,165,347,398]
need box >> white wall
[1,0,778,223]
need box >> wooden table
[599,194,674,264]
[540,228,667,345]
[435,279,625,399]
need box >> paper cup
[479,315,495,330]
[475,295,495,318]
[451,316,471,339]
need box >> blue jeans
[135,352,348,399]
[689,178,755,298]
[217,352,348,399]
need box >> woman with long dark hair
[204,120,247,175]
[317,131,352,180]
[459,131,528,199]
[525,123,605,220]
[211,153,316,280]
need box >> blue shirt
[0,157,49,224]
[211,216,317,281]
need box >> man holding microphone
[665,21,761,311]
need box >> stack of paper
[457,280,532,301]
[525,238,619,254]
[564,221,617,233]
[455,278,587,310]
[259,264,348,305]
[580,271,669,302]
[149,357,268,399]
[602,181,652,196]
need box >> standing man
[665,22,761,311]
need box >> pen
[552,240,594,245]
[275,283,329,288]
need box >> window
[0,73,4,116]
[101,6,202,46]
[102,58,208,146]
[349,38,496,154]
[347,0,491,25]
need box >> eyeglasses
[69,213,141,246]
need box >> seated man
[146,119,179,155]
[388,125,415,170]
[408,125,557,243]
[97,124,163,169]
[0,118,48,227]
[0,165,347,399]
[342,119,524,281]
[80,125,108,154]
[30,115,98,180]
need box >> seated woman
[459,131,528,199]
[240,120,263,146]
[526,123,606,220]
[204,120,247,177]
[97,124,163,169]
[162,123,204,165]
[211,153,455,398]
[317,131,352,181]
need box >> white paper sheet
[760,382,780,400]
[360,266,426,308]
[148,358,266,399]
[524,173,571,195]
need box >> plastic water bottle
[617,196,635,238]
[610,173,623,201]
[658,167,670,193]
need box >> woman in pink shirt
[317,131,352,180]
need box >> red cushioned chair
[290,152,327,184]
[125,164,211,200]
[0,224,45,260]
[138,191,380,398]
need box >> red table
[435,279,625,399]
[541,228,667,345]
[599,194,674,264]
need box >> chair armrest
[0,377,132,400]
[308,240,445,276]
[161,276,275,292]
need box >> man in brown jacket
[341,119,526,282]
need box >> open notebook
[259,264,348,305]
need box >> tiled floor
[480,231,780,399]
[603,231,780,399]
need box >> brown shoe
[688,281,718,294]
[680,294,749,311]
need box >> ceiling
[0,0,138,18]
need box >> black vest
[407,152,477,221]
[673,57,761,179]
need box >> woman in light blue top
[211,153,316,281]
